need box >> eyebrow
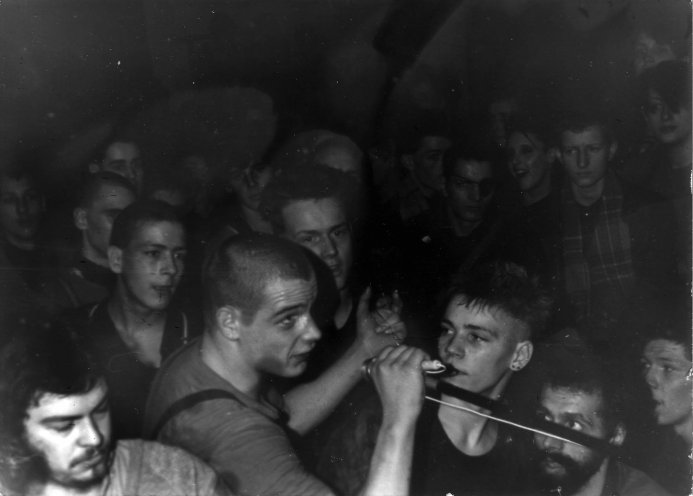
[561,412,594,428]
[40,396,109,424]
[272,304,306,320]
[440,319,498,338]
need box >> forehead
[0,175,36,195]
[104,142,140,160]
[27,381,108,422]
[258,276,317,312]
[90,184,135,209]
[561,125,606,145]
[644,339,690,362]
[444,295,527,339]
[541,386,604,418]
[282,198,346,231]
[451,159,493,179]
[126,220,185,248]
[508,131,542,148]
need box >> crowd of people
[0,5,691,496]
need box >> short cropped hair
[0,323,104,493]
[539,345,623,435]
[203,233,315,327]
[442,141,497,181]
[78,171,136,208]
[440,261,553,340]
[637,297,692,361]
[555,105,615,145]
[638,60,692,113]
[109,199,183,249]
[259,165,358,234]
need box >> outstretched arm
[285,288,405,434]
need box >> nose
[16,197,29,216]
[320,235,338,260]
[538,433,563,453]
[160,252,179,277]
[645,367,660,390]
[443,333,465,358]
[577,149,589,169]
[303,316,322,342]
[468,184,481,202]
[78,417,105,448]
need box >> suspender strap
[150,389,241,440]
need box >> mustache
[69,448,107,468]
[540,451,581,472]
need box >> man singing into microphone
[410,260,553,496]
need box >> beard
[534,450,606,495]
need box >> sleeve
[161,399,335,496]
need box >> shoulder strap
[150,389,241,441]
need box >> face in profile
[644,89,692,147]
[77,184,136,260]
[437,296,531,397]
[101,142,143,192]
[642,339,692,431]
[560,126,615,191]
[507,131,553,194]
[444,159,495,226]
[407,135,451,193]
[238,276,320,378]
[23,380,112,490]
[110,220,186,312]
[534,386,618,495]
[281,197,353,292]
[0,175,43,249]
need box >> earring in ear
[510,363,520,371]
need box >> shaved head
[203,234,315,327]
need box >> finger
[357,286,372,319]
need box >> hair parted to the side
[555,103,615,145]
[202,233,315,328]
[441,139,498,181]
[0,322,105,494]
[109,199,183,249]
[439,260,553,340]
[258,164,358,234]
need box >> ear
[107,246,123,274]
[609,423,626,447]
[510,341,534,372]
[73,207,88,231]
[401,154,415,171]
[215,305,243,341]
[607,141,618,161]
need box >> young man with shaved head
[144,234,428,496]
[52,171,136,309]
[66,200,191,440]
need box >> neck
[81,240,109,268]
[571,178,605,207]
[674,415,693,447]
[241,205,273,234]
[665,136,692,170]
[200,331,261,399]
[108,284,165,329]
[521,176,551,206]
[334,289,353,329]
[569,459,610,496]
[27,480,103,496]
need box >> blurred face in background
[0,175,44,249]
[445,159,495,226]
[404,135,451,193]
[101,142,143,193]
[642,339,692,434]
[644,89,692,146]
